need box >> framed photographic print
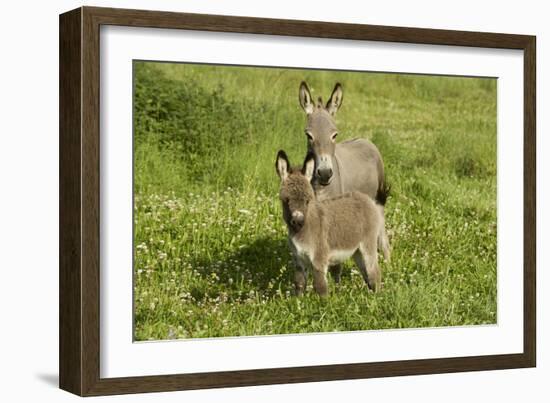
[59,6,536,396]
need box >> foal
[276,150,388,297]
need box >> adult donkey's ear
[302,152,316,182]
[299,81,314,115]
[326,83,343,116]
[276,150,290,182]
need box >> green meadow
[133,61,497,340]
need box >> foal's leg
[312,265,329,297]
[328,264,342,284]
[353,241,381,292]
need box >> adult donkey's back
[298,81,388,205]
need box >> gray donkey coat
[298,82,391,275]
[298,81,387,204]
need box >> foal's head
[275,150,316,232]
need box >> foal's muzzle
[290,211,305,230]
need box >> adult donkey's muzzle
[317,167,333,185]
[315,154,334,185]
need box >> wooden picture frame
[59,6,536,396]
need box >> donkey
[276,150,388,297]
[298,81,387,202]
[298,82,391,281]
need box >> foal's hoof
[315,290,329,299]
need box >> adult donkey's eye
[331,132,338,141]
[305,132,313,141]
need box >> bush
[134,63,265,180]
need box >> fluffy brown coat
[276,150,387,297]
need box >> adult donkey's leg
[353,241,381,292]
[377,205,391,262]
[328,264,342,284]
[294,262,308,296]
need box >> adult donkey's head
[298,81,343,186]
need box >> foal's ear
[326,83,343,116]
[276,150,290,182]
[299,81,314,115]
[302,152,316,182]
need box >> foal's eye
[305,132,313,142]
[331,132,338,141]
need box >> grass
[133,61,497,341]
